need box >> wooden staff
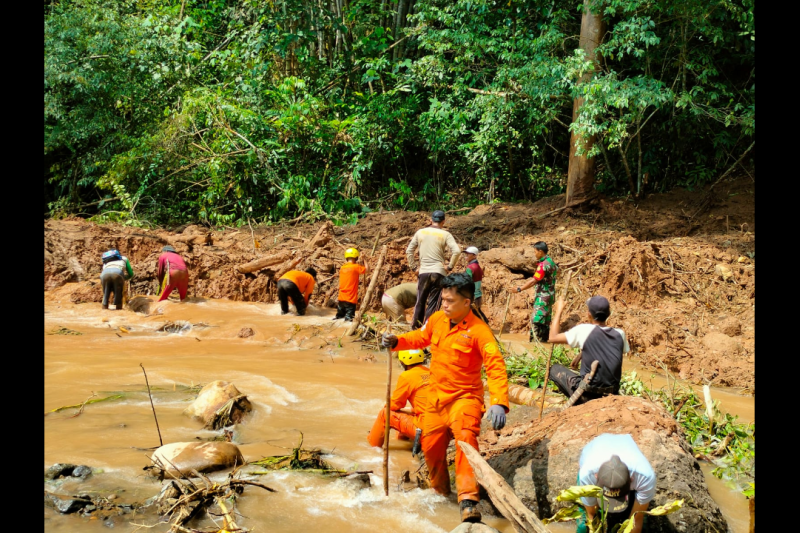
[382,323,393,497]
[538,270,573,418]
[498,293,512,339]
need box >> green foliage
[45,0,755,223]
[620,371,755,488]
[505,344,576,390]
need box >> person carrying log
[576,433,656,533]
[157,245,189,302]
[101,249,134,310]
[381,273,508,523]
[366,349,429,448]
[406,210,461,329]
[277,267,317,316]
[381,282,417,324]
[513,241,558,342]
[547,295,629,403]
[333,248,367,322]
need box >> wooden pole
[457,441,550,533]
[347,245,388,336]
[140,363,163,447]
[382,323,393,497]
[498,293,512,339]
[538,270,573,418]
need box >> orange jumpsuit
[395,310,509,502]
[367,365,430,447]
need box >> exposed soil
[44,177,755,390]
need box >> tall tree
[565,0,606,205]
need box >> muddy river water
[44,297,753,532]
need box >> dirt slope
[44,177,755,390]
[480,395,728,532]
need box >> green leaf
[556,485,604,502]
[543,504,584,524]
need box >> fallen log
[237,250,293,274]
[273,248,324,281]
[347,245,388,336]
[458,441,549,533]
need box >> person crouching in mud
[366,349,429,453]
[547,295,630,403]
[381,273,509,523]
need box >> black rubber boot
[460,499,481,523]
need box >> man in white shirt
[576,433,656,533]
[547,295,629,402]
[405,210,461,329]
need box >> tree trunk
[565,0,606,206]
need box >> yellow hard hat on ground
[345,247,360,259]
[398,349,425,366]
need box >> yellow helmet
[345,247,360,259]
[398,349,425,366]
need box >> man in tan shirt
[406,210,461,329]
[381,282,418,323]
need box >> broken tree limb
[485,380,537,406]
[458,441,550,533]
[273,248,324,281]
[347,245,388,336]
[560,360,599,410]
[237,250,293,274]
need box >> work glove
[486,405,507,431]
[381,333,398,349]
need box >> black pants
[411,272,444,329]
[530,322,550,342]
[277,279,307,315]
[335,301,357,321]
[548,364,612,405]
[101,269,124,309]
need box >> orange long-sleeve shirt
[395,310,509,413]
[390,365,430,428]
[280,270,316,304]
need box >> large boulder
[480,396,727,532]
[183,380,252,429]
[150,442,244,477]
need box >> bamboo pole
[539,270,573,419]
[382,323,393,497]
[347,245,388,336]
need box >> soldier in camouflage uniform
[513,241,558,342]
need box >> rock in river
[480,395,728,532]
[183,380,252,429]
[150,442,245,477]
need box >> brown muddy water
[45,297,752,532]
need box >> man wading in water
[381,273,509,523]
[513,241,558,342]
[406,210,461,329]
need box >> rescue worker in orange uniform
[367,349,429,448]
[277,267,317,315]
[334,248,368,321]
[381,272,509,523]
